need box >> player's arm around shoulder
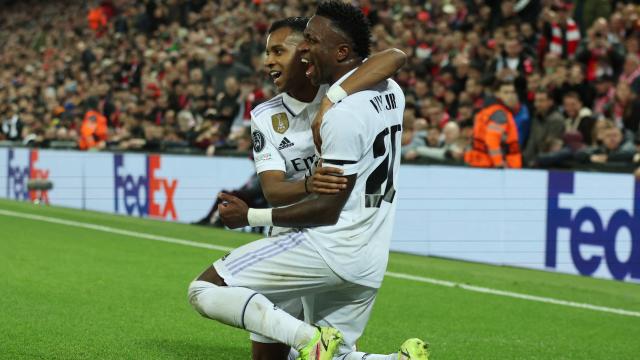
[312,49,406,151]
[339,48,407,96]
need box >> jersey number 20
[365,124,401,208]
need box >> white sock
[288,348,299,360]
[188,280,317,349]
[338,352,397,360]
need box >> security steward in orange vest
[78,99,108,151]
[465,80,522,168]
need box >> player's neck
[330,58,362,84]
[287,83,318,103]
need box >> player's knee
[188,267,228,317]
[188,280,214,316]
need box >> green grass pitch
[1,198,639,359]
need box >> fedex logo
[6,149,50,203]
[114,154,178,220]
[546,172,640,281]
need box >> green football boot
[297,326,344,360]
[398,338,430,360]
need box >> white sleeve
[320,107,366,176]
[251,116,286,174]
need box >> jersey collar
[281,85,326,117]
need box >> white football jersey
[251,85,329,235]
[303,69,405,289]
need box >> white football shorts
[213,231,377,352]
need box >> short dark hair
[493,79,514,92]
[316,0,371,58]
[534,87,552,97]
[563,91,582,102]
[268,17,309,35]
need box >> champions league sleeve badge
[252,130,266,153]
[271,112,289,134]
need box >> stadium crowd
[1,0,640,175]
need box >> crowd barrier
[1,148,638,283]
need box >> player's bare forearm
[272,174,356,228]
[259,168,348,207]
[340,48,406,94]
[259,171,308,207]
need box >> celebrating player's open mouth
[269,69,283,86]
[301,57,315,79]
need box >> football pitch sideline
[0,198,639,359]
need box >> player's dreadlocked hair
[316,0,371,59]
[268,17,309,35]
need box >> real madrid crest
[271,112,289,134]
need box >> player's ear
[336,43,350,62]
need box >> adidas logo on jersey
[278,137,294,150]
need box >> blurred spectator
[214,76,242,137]
[513,97,531,148]
[424,100,450,129]
[575,18,625,82]
[536,129,588,169]
[575,0,612,33]
[465,81,522,168]
[542,0,581,60]
[113,115,146,150]
[463,77,487,111]
[554,63,595,108]
[562,91,595,146]
[400,109,426,158]
[576,120,636,164]
[592,75,616,114]
[231,125,253,153]
[455,101,475,127]
[602,82,640,133]
[206,49,252,92]
[619,53,640,94]
[488,36,535,101]
[589,117,611,147]
[425,125,441,148]
[1,104,23,141]
[523,89,566,167]
[404,122,464,163]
